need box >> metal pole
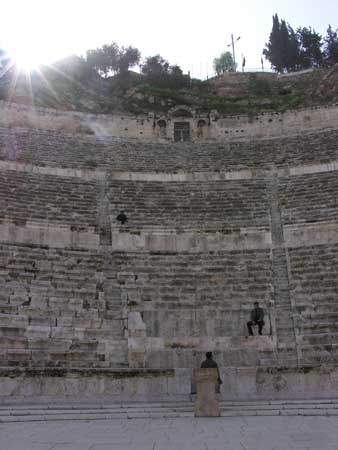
[231,34,236,70]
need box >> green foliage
[86,42,140,77]
[213,51,234,75]
[297,27,323,69]
[248,74,272,96]
[324,25,338,67]
[141,55,169,78]
[263,14,299,73]
[86,42,119,77]
[263,14,284,72]
[141,55,190,89]
[264,15,338,72]
[118,46,141,74]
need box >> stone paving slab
[0,416,337,450]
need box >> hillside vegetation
[0,56,338,116]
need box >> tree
[213,51,234,75]
[117,46,141,74]
[296,27,323,69]
[285,23,300,72]
[86,42,140,77]
[323,25,338,67]
[263,14,299,73]
[263,14,284,72]
[141,55,170,78]
[168,64,190,89]
[86,43,119,77]
[141,55,189,88]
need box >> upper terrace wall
[1,100,338,142]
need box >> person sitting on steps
[247,301,265,336]
[116,211,128,225]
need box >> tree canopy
[297,27,323,69]
[141,55,189,88]
[324,25,338,67]
[86,42,140,77]
[263,14,299,73]
[213,51,234,75]
[264,15,338,72]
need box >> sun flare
[7,45,43,71]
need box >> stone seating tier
[3,241,338,367]
[1,127,338,172]
[0,244,275,368]
[112,250,273,310]
[1,123,338,374]
[0,244,127,368]
[0,170,98,230]
[279,172,338,225]
[289,243,338,364]
[110,179,270,230]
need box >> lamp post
[227,34,241,72]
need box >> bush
[248,74,272,96]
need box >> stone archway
[169,106,194,119]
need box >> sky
[0,0,337,78]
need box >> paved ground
[0,416,337,450]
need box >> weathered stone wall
[1,365,337,402]
[1,100,338,142]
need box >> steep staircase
[269,175,298,366]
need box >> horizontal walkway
[0,413,337,450]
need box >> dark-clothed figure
[201,352,223,392]
[247,302,265,336]
[116,211,127,225]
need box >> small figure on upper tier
[247,301,265,336]
[201,351,223,392]
[116,211,128,225]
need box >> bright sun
[8,45,43,71]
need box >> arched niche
[157,119,167,138]
[197,119,207,138]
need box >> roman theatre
[1,100,338,404]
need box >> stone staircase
[270,176,298,366]
[0,399,338,422]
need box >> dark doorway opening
[174,122,190,142]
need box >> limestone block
[7,349,32,361]
[25,326,51,339]
[128,312,146,338]
[50,327,75,339]
[128,337,146,368]
[0,314,28,327]
[27,338,72,351]
[194,368,220,417]
[0,336,28,349]
[57,317,74,327]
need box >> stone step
[0,399,338,422]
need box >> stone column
[194,368,220,417]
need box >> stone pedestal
[128,312,147,368]
[194,368,220,417]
